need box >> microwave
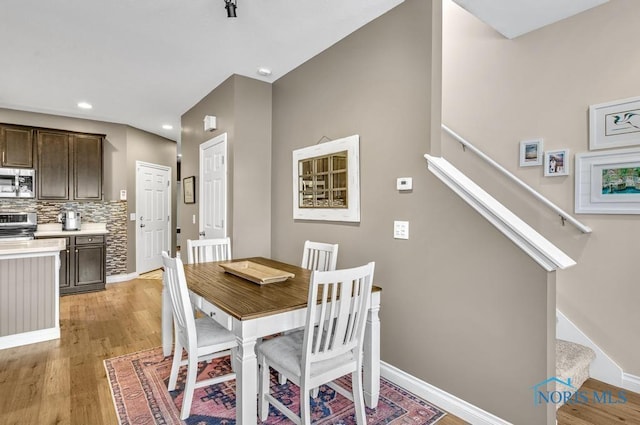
[0,168,35,198]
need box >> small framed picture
[544,149,570,177]
[183,176,196,204]
[519,139,543,167]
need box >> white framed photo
[575,148,640,214]
[589,96,640,150]
[519,139,543,167]
[544,149,570,177]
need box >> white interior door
[199,133,227,240]
[136,161,171,273]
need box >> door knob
[199,231,205,237]
[140,223,146,228]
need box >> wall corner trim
[381,361,512,425]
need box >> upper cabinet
[72,134,103,200]
[0,124,34,168]
[36,129,103,201]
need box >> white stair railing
[425,154,576,271]
[441,124,592,234]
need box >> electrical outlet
[394,220,409,239]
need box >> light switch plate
[394,220,409,239]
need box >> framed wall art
[292,134,360,222]
[575,148,640,214]
[589,96,640,150]
[183,176,196,204]
[544,149,570,177]
[519,138,543,167]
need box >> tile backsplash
[0,199,127,276]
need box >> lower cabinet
[37,234,106,295]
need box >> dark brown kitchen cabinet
[74,235,106,290]
[36,234,105,295]
[37,131,70,199]
[36,130,103,201]
[72,134,103,200]
[56,237,72,290]
[0,124,34,168]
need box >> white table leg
[161,278,173,357]
[235,331,258,424]
[363,299,381,408]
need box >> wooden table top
[183,257,380,321]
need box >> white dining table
[161,257,382,425]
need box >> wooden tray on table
[219,261,295,285]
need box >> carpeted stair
[555,339,596,407]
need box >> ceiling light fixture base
[224,0,237,18]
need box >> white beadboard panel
[0,256,55,337]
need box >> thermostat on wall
[397,177,413,191]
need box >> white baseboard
[556,309,623,387]
[106,272,139,283]
[381,361,512,425]
[0,327,60,350]
[623,373,640,394]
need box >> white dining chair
[161,251,238,420]
[186,237,232,264]
[277,239,340,386]
[301,240,338,272]
[258,262,375,425]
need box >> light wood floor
[0,278,466,425]
[0,278,163,425]
[557,378,640,425]
[11,278,637,425]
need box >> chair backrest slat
[186,237,231,264]
[303,262,375,367]
[301,240,338,271]
[162,251,197,349]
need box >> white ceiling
[0,0,609,142]
[451,0,609,39]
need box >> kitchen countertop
[34,222,108,237]
[0,238,66,255]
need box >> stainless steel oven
[0,212,37,240]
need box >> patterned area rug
[104,347,446,424]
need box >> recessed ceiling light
[77,101,92,109]
[162,124,173,130]
[257,67,272,76]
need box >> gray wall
[180,75,272,258]
[0,108,176,274]
[270,0,552,423]
[125,126,178,272]
[443,0,640,376]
